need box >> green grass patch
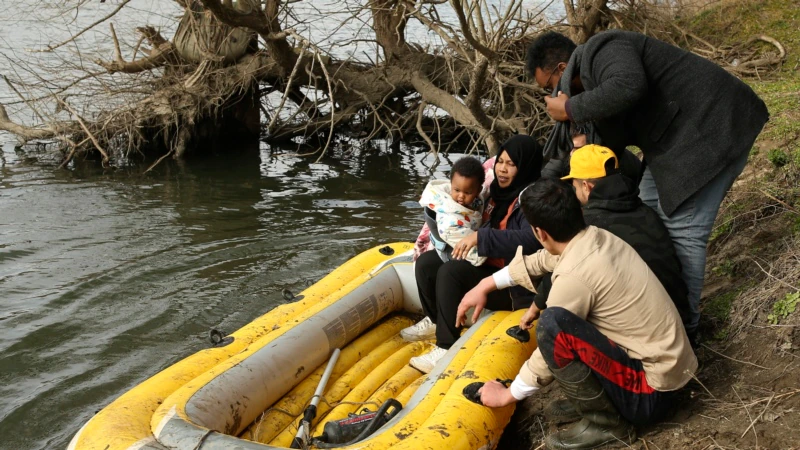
[710,220,733,243]
[767,148,790,168]
[713,326,730,341]
[711,259,736,278]
[756,81,800,147]
[768,291,800,324]
[703,281,757,325]
[704,289,739,322]
[688,0,800,71]
[710,200,750,244]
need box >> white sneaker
[400,317,436,342]
[409,346,447,374]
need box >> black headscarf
[489,135,543,227]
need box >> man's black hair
[520,178,586,242]
[450,156,485,187]
[526,31,577,75]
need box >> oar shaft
[311,348,341,407]
[291,348,342,449]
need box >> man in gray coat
[526,30,769,340]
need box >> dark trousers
[415,251,512,349]
[537,307,676,426]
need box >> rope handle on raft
[506,325,531,343]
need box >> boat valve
[208,328,234,347]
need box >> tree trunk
[563,0,609,43]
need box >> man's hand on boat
[455,276,496,327]
[478,380,517,407]
[451,232,478,260]
[520,304,541,330]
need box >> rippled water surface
[0,142,473,449]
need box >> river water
[1,141,458,449]
[0,2,561,449]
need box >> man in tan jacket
[456,178,697,449]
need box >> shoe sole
[543,400,580,424]
[545,429,637,450]
[544,413,581,425]
[409,359,433,374]
[400,331,436,342]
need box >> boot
[545,362,636,450]
[543,399,580,424]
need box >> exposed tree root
[0,0,785,170]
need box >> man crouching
[456,178,697,449]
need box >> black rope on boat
[378,246,394,255]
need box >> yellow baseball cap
[561,144,619,181]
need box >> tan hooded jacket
[509,226,697,391]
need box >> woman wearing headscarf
[404,135,544,373]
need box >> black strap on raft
[312,398,403,448]
[423,207,453,260]
[506,325,531,343]
[462,379,514,405]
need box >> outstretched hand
[456,278,493,328]
[544,91,570,121]
[452,232,478,260]
[478,380,517,408]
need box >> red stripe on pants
[553,331,656,395]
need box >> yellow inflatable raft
[68,243,537,450]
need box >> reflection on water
[0,140,481,449]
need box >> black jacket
[478,202,541,309]
[583,174,690,324]
[566,30,769,216]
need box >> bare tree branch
[33,0,133,53]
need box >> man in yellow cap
[562,144,618,204]
[561,144,690,328]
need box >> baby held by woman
[416,156,488,266]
